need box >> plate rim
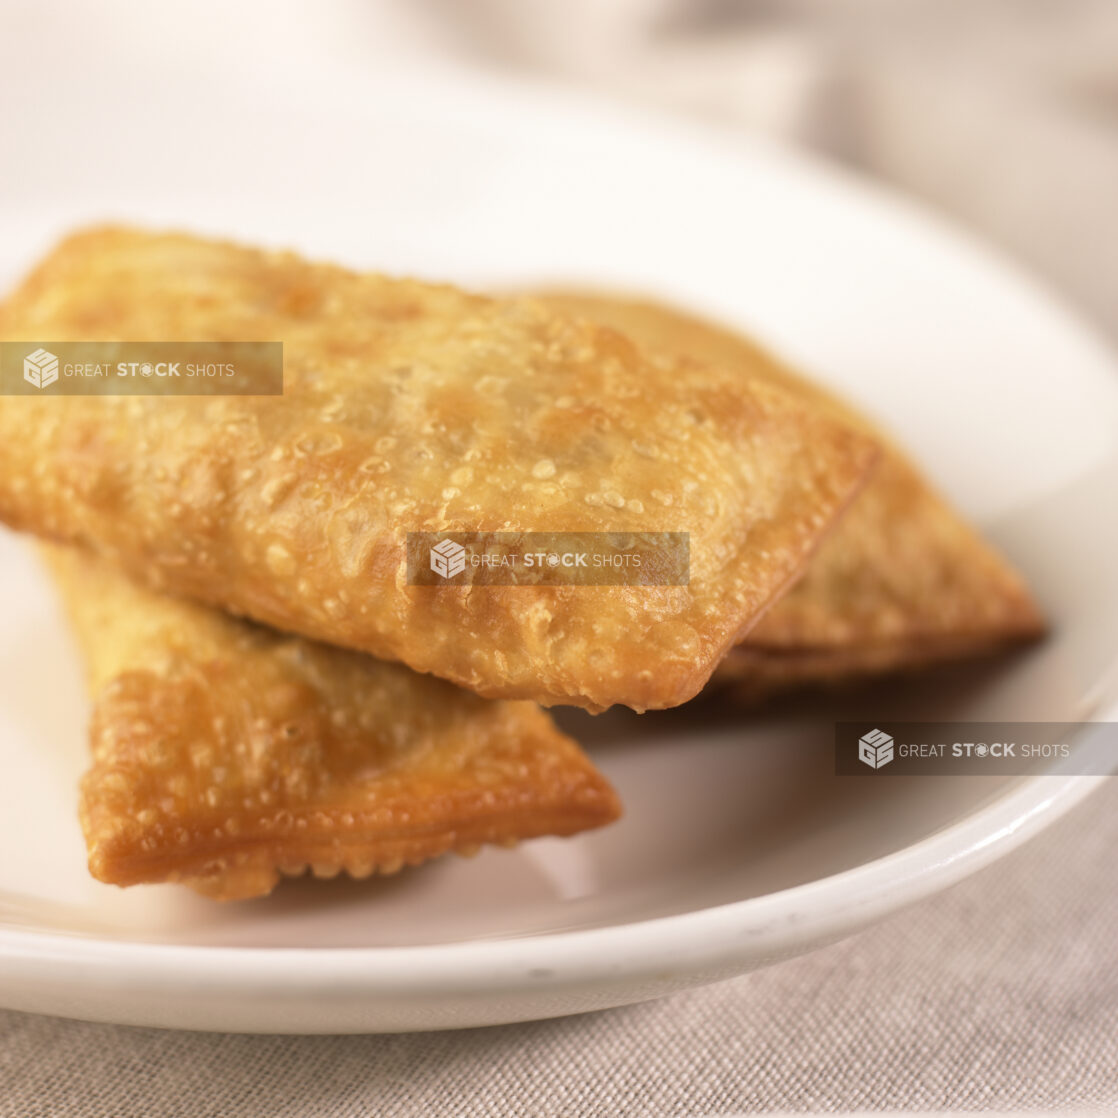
[0,767,1108,986]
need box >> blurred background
[2,0,1116,341]
[428,0,1118,342]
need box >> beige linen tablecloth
[2,780,1116,1114]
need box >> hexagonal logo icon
[858,728,894,769]
[429,538,467,579]
[24,348,59,389]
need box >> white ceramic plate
[2,66,1117,1034]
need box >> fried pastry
[41,544,621,901]
[0,227,877,712]
[536,293,1044,695]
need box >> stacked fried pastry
[536,295,1045,699]
[0,229,1042,900]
